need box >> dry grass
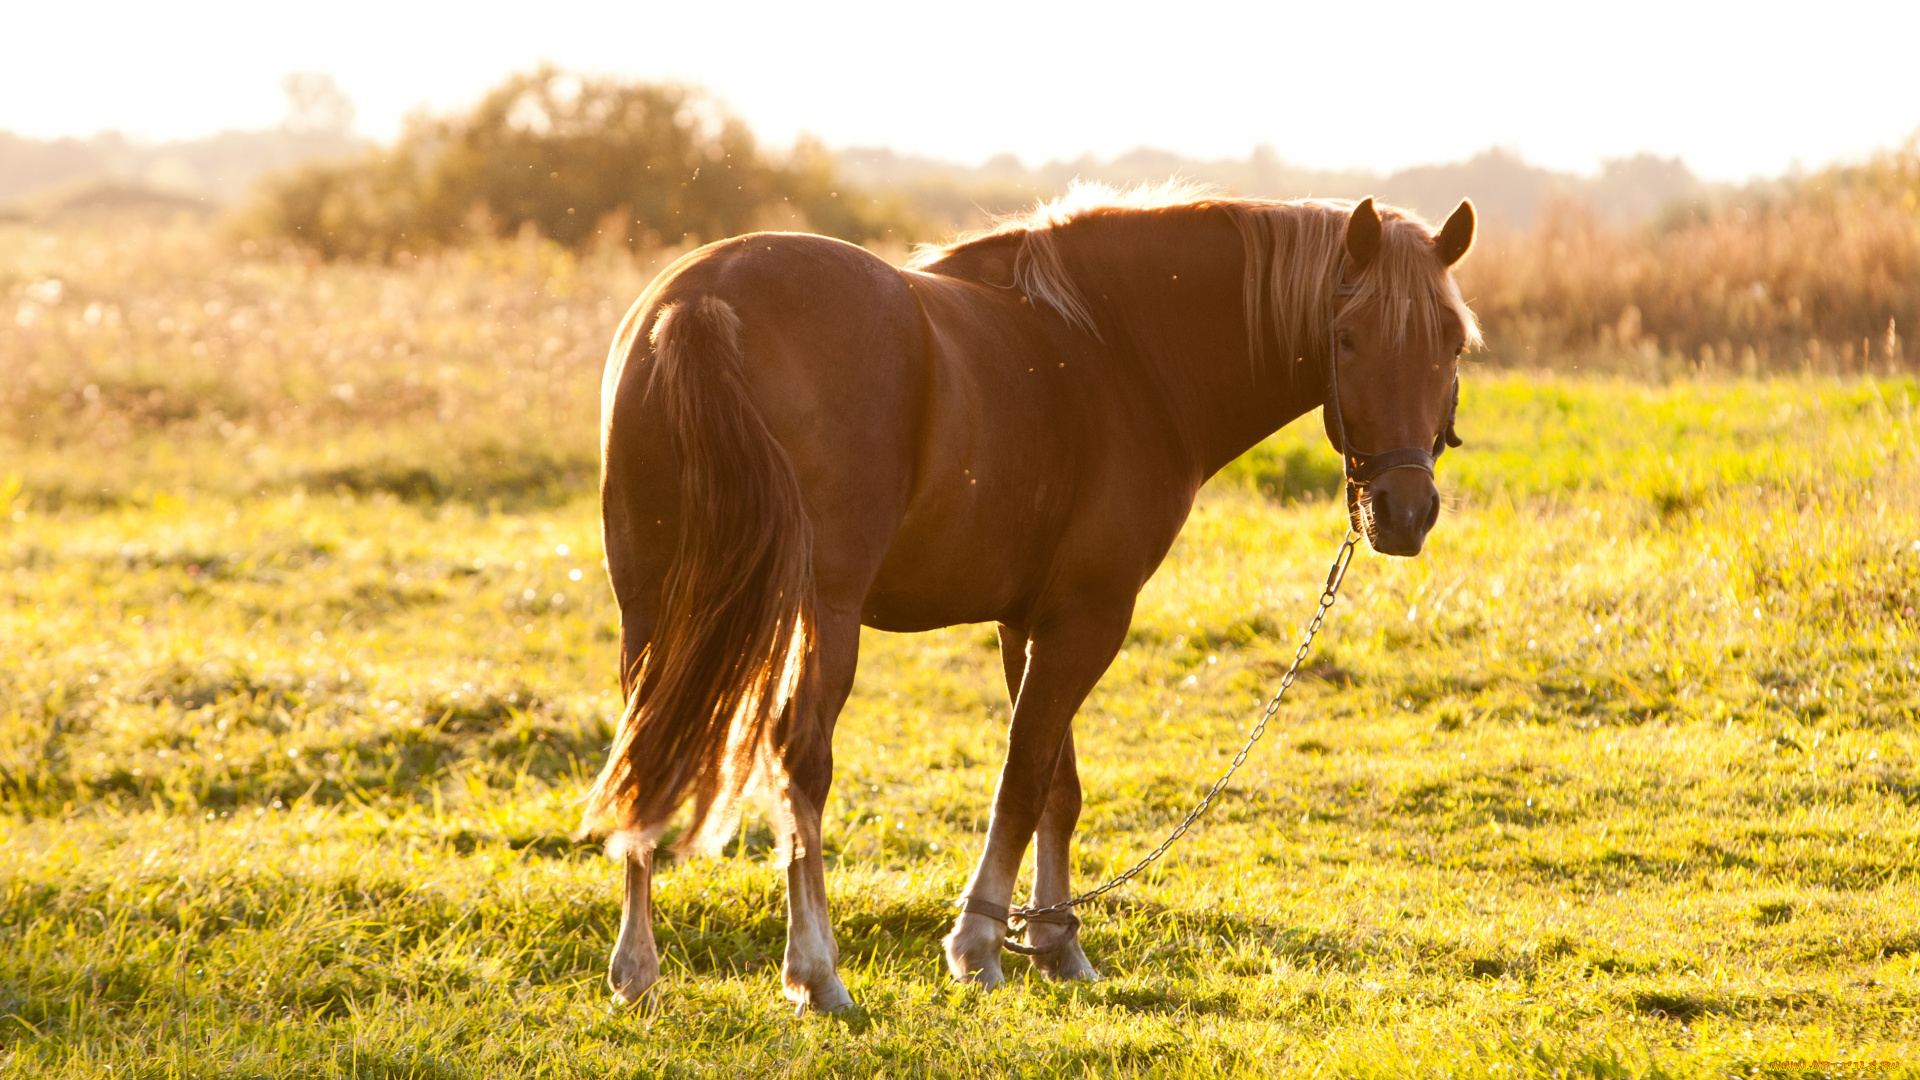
[1458,143,1920,377]
[2,220,676,509]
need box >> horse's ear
[1435,199,1475,266]
[1345,197,1381,270]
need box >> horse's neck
[1072,213,1325,481]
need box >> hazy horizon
[7,0,1919,184]
[0,125,1759,186]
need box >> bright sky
[7,0,1917,181]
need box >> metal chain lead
[1008,528,1362,928]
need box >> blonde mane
[910,181,1482,366]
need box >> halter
[1324,278,1462,534]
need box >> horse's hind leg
[780,608,862,1014]
[605,621,664,1006]
[609,844,659,1004]
[1027,731,1099,981]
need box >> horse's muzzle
[1363,467,1440,557]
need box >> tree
[248,68,916,259]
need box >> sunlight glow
[3,0,1917,180]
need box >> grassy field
[4,224,1920,1078]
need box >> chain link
[1007,529,1362,927]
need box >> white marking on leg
[1025,736,1098,980]
[609,844,660,1005]
[1029,809,1098,981]
[783,847,852,1012]
[944,824,1025,986]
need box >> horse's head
[1322,196,1479,557]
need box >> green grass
[5,224,1920,1077]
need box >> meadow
[3,221,1920,1078]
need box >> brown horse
[579,187,1480,1012]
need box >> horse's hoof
[1040,958,1101,982]
[607,975,658,1016]
[943,915,1008,988]
[789,976,854,1015]
[608,959,659,1007]
[610,980,655,1007]
[1033,938,1101,982]
[955,964,1005,989]
[945,946,1006,989]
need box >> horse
[578,185,1480,1012]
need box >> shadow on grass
[3,710,613,819]
[1628,989,1721,1022]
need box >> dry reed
[1460,141,1920,377]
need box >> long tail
[579,296,817,860]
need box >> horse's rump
[579,295,818,860]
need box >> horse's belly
[858,478,1058,631]
[859,529,1030,632]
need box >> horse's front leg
[1025,730,1099,980]
[987,623,1098,980]
[780,611,861,1013]
[945,603,1129,986]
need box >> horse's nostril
[1369,480,1439,541]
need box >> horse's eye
[1337,331,1356,351]
[1453,343,1465,358]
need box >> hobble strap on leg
[1005,906,1082,959]
[1016,908,1080,927]
[958,897,1084,958]
[960,896,1011,923]
[1011,907,1082,958]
